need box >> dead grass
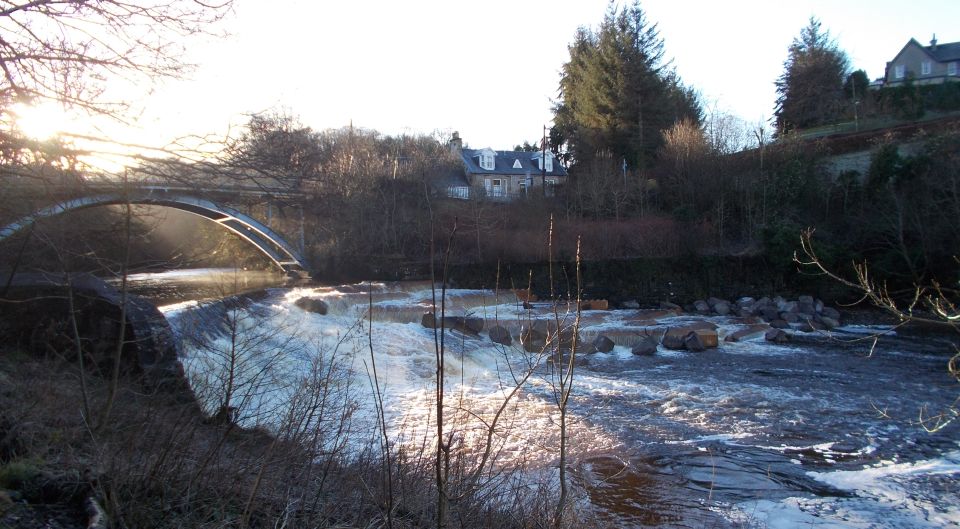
[0,348,604,528]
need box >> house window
[949,62,957,76]
[536,155,554,172]
[922,61,932,75]
[480,154,494,170]
[491,178,503,196]
[895,64,905,79]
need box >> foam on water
[737,449,960,528]
[161,284,960,528]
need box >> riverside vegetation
[2,1,960,527]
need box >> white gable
[477,148,497,170]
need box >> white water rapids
[155,276,959,528]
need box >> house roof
[460,148,567,177]
[899,37,960,63]
[432,167,471,189]
[928,41,960,62]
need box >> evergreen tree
[774,17,850,133]
[552,1,701,169]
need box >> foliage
[844,70,870,101]
[551,0,701,169]
[223,112,464,271]
[868,81,960,120]
[226,111,324,190]
[774,17,850,133]
[513,140,541,152]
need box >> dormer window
[478,148,496,170]
[534,151,555,172]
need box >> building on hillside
[444,132,567,201]
[884,35,960,86]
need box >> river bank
[4,271,957,527]
[161,280,959,527]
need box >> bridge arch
[0,191,309,275]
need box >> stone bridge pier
[0,273,189,394]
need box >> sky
[57,0,960,154]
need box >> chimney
[931,34,938,51]
[448,131,463,154]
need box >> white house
[446,132,567,201]
[884,36,960,86]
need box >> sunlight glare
[12,102,70,139]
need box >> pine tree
[552,1,701,169]
[774,17,850,133]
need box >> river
[133,269,960,528]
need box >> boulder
[765,329,789,344]
[661,333,686,350]
[663,321,718,344]
[626,309,681,324]
[712,300,731,316]
[822,306,841,320]
[693,300,711,314]
[683,331,707,352]
[458,316,484,334]
[773,296,787,311]
[520,325,547,353]
[421,313,483,335]
[797,300,817,316]
[761,307,780,322]
[558,329,586,353]
[294,297,328,315]
[799,319,826,333]
[819,316,840,329]
[725,324,771,342]
[592,335,615,353]
[421,312,437,328]
[631,336,659,356]
[488,325,512,346]
[661,324,716,351]
[780,311,801,324]
[770,319,791,329]
[691,329,719,348]
[580,299,609,311]
[659,301,683,311]
[798,295,814,305]
[620,300,641,310]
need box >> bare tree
[796,228,959,431]
[0,0,232,117]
